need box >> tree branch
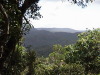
[22,16,34,31]
[0,3,9,35]
[0,3,10,69]
[23,16,33,26]
[21,0,39,15]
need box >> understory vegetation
[1,28,100,75]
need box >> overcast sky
[30,0,100,30]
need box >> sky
[30,0,100,30]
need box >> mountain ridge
[24,28,82,57]
[36,28,83,33]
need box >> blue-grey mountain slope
[24,28,82,57]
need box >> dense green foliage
[34,29,100,75]
[1,45,36,75]
[1,28,99,75]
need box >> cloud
[94,0,100,5]
[31,0,100,30]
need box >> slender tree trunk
[0,14,23,73]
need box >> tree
[0,0,41,72]
[66,0,95,8]
[26,50,36,75]
[1,45,27,75]
[0,45,37,75]
[65,28,100,74]
[35,44,85,75]
[75,29,100,74]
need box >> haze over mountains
[24,28,83,57]
[36,28,83,33]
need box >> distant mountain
[24,28,82,57]
[36,28,82,33]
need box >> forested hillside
[2,29,99,75]
[24,28,81,56]
[32,29,100,75]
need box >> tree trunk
[0,15,23,74]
